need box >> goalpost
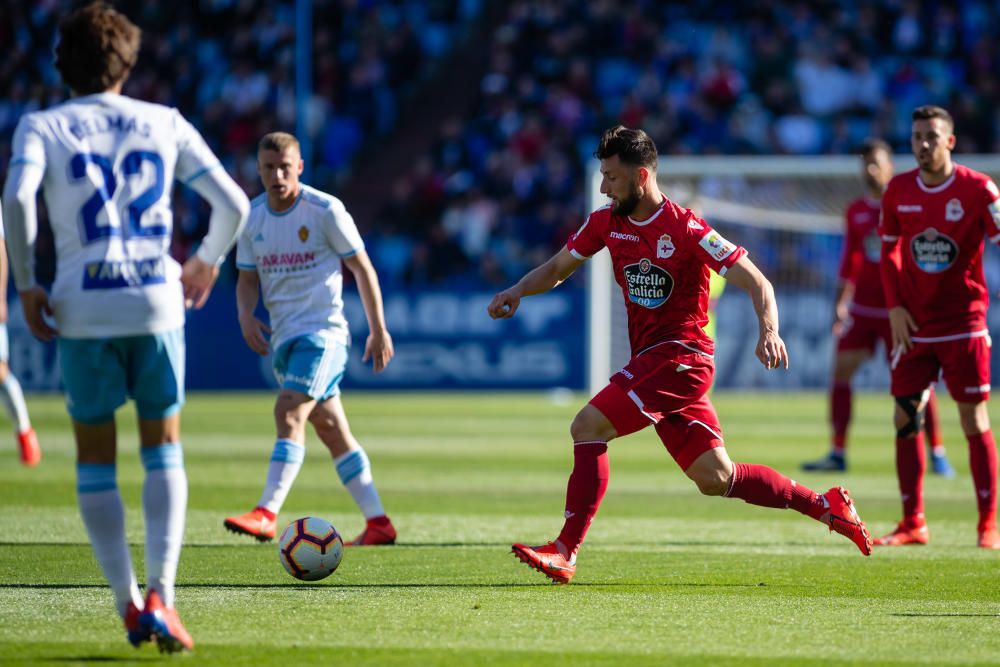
[584,155,1000,396]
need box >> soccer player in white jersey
[223,132,397,547]
[0,205,40,466]
[1,3,248,653]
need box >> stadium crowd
[3,0,999,288]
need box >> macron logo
[610,231,641,242]
[897,205,923,212]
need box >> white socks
[76,464,142,617]
[0,374,30,433]
[257,439,305,513]
[334,447,385,519]
[141,443,187,608]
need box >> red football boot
[978,528,1000,549]
[17,428,40,467]
[124,601,152,647]
[139,590,194,654]
[224,507,277,542]
[823,487,872,555]
[511,541,576,584]
[874,517,929,546]
[348,516,397,546]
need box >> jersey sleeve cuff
[567,246,589,260]
[339,246,363,258]
[182,163,222,186]
[9,157,43,168]
[236,262,256,270]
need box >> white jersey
[237,185,364,350]
[8,93,224,338]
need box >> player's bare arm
[724,255,789,370]
[0,238,9,325]
[343,250,394,373]
[236,269,270,356]
[488,247,584,319]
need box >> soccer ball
[277,517,344,581]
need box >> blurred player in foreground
[801,139,953,476]
[0,205,39,466]
[224,132,397,547]
[489,126,872,584]
[877,106,999,549]
[2,2,249,651]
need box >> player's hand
[181,255,220,309]
[363,327,394,373]
[831,301,849,337]
[238,313,270,356]
[888,306,918,355]
[756,328,789,370]
[488,289,521,319]
[19,287,58,342]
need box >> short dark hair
[594,125,658,170]
[912,105,954,132]
[860,137,891,158]
[55,2,141,95]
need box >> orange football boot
[511,541,576,584]
[17,428,40,467]
[978,527,1000,549]
[348,517,397,546]
[823,486,872,555]
[874,518,930,546]
[139,590,194,654]
[224,507,277,541]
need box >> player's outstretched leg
[719,459,872,555]
[224,438,304,541]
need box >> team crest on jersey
[945,198,964,222]
[298,226,309,242]
[698,231,737,262]
[623,258,673,309]
[910,227,958,273]
[656,234,675,259]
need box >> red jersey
[879,163,1000,339]
[839,196,887,315]
[568,198,747,356]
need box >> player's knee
[570,408,611,443]
[274,401,309,432]
[309,408,346,440]
[894,393,924,438]
[686,466,730,496]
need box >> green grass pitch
[1,391,998,665]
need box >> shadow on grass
[45,658,158,663]
[0,581,779,590]
[890,612,999,618]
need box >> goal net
[584,155,1000,395]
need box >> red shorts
[589,342,724,471]
[891,333,991,402]
[837,313,891,357]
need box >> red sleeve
[837,208,863,284]
[566,209,607,259]
[685,211,747,275]
[982,177,1000,244]
[878,185,902,309]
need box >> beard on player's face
[612,178,643,216]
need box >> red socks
[725,462,828,521]
[830,382,851,452]
[557,441,609,555]
[895,434,925,520]
[966,430,998,532]
[924,391,943,448]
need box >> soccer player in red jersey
[802,139,953,476]
[877,106,1000,549]
[488,126,872,584]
